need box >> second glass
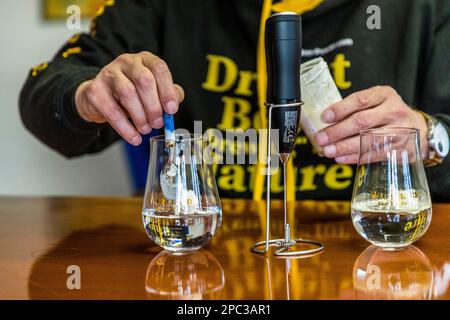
[351,128,432,249]
[142,134,222,252]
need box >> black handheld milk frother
[266,12,302,163]
[251,12,324,256]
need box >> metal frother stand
[251,12,324,256]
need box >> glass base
[368,241,412,251]
[161,245,205,253]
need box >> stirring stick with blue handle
[160,113,179,199]
[163,113,175,142]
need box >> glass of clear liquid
[351,128,432,249]
[142,133,222,252]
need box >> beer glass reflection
[353,245,433,299]
[145,250,225,300]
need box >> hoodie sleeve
[419,1,450,201]
[19,0,162,158]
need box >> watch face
[432,123,450,158]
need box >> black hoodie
[20,0,450,201]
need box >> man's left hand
[315,86,429,164]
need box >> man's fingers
[335,153,359,164]
[81,52,184,145]
[122,62,163,129]
[109,72,151,134]
[141,52,179,114]
[87,82,142,146]
[332,129,416,165]
[335,152,387,165]
[316,102,392,146]
[174,84,185,103]
[322,86,393,123]
[323,135,360,158]
[75,80,106,123]
[104,106,142,146]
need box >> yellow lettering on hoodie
[235,71,258,96]
[62,47,82,58]
[68,33,81,44]
[202,54,238,92]
[95,0,116,17]
[331,53,352,89]
[31,62,49,77]
[90,0,116,37]
[324,164,353,190]
[217,96,252,130]
[298,165,327,191]
[218,165,247,192]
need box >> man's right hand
[75,51,185,146]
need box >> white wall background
[0,1,132,196]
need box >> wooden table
[0,197,448,300]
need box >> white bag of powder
[300,57,342,155]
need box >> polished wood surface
[0,197,449,300]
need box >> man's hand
[315,86,428,164]
[75,52,185,146]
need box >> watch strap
[417,111,443,167]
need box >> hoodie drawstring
[253,0,273,202]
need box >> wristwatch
[418,111,450,167]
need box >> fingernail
[322,110,335,123]
[324,144,336,157]
[166,101,178,114]
[335,156,347,164]
[152,117,164,129]
[131,135,142,146]
[141,124,152,134]
[316,132,329,146]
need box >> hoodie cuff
[56,68,102,134]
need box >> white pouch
[300,57,342,155]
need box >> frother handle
[265,13,302,156]
[268,40,302,104]
[265,13,302,104]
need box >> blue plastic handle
[163,113,175,141]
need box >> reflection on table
[353,245,433,300]
[145,250,225,300]
[0,197,448,299]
